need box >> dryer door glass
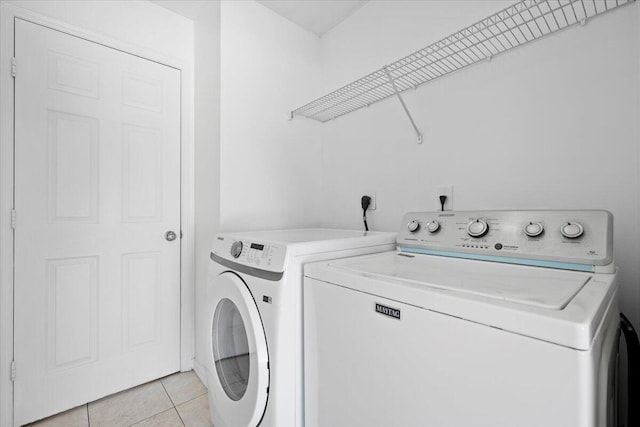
[212,298,250,401]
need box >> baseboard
[192,358,210,390]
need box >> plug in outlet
[361,192,376,210]
[435,185,453,211]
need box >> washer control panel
[397,210,613,269]
[211,235,287,273]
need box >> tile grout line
[118,379,181,427]
[178,391,208,406]
[159,379,177,408]
[124,408,181,427]
[173,391,210,427]
[159,380,186,427]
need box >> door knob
[165,231,177,241]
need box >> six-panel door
[13,19,182,425]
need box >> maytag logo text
[375,303,401,320]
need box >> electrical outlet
[435,185,453,211]
[361,192,376,210]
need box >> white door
[13,19,181,426]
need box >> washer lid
[337,252,590,310]
[306,251,617,350]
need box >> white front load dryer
[205,229,395,427]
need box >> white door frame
[0,4,195,426]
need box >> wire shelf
[290,0,635,123]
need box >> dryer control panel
[397,210,613,272]
[211,234,287,273]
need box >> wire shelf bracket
[289,0,635,142]
[384,66,423,144]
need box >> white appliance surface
[211,229,395,274]
[312,251,615,350]
[335,252,591,309]
[304,210,619,427]
[224,228,377,244]
[206,228,395,427]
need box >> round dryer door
[208,272,269,427]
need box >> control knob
[426,220,440,233]
[467,219,489,238]
[407,220,420,233]
[230,241,243,258]
[523,222,544,237]
[561,222,584,239]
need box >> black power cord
[439,195,447,212]
[361,196,372,231]
[620,313,639,427]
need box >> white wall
[192,1,221,386]
[189,0,322,373]
[318,1,640,329]
[219,0,323,232]
[150,0,222,383]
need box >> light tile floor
[25,371,213,427]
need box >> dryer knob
[407,220,420,233]
[230,241,243,258]
[467,219,489,238]
[561,222,584,239]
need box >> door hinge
[10,209,16,229]
[10,360,15,382]
[11,57,16,78]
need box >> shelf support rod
[384,66,423,144]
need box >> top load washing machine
[304,211,620,427]
[206,228,396,427]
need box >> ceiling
[151,0,209,21]
[256,0,368,37]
